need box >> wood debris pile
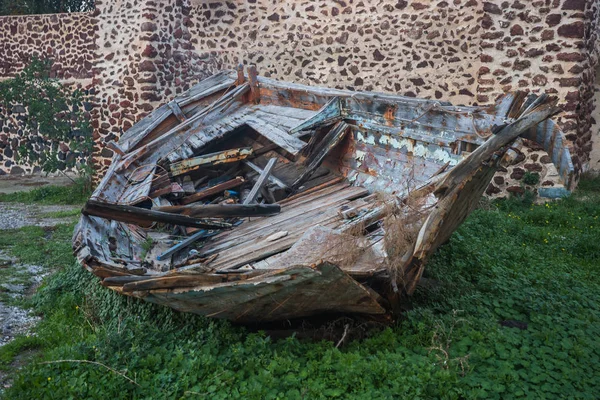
[73,67,573,322]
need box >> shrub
[0,57,93,176]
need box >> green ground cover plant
[1,176,599,399]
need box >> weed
[139,237,154,260]
[522,171,540,185]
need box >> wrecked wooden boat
[73,66,574,322]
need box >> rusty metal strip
[170,147,254,177]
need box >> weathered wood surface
[197,182,355,256]
[198,186,369,271]
[290,97,341,133]
[176,70,235,107]
[142,263,385,322]
[247,65,260,104]
[122,274,225,292]
[168,100,187,122]
[400,97,562,295]
[277,177,344,205]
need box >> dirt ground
[0,174,76,195]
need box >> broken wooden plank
[83,200,233,229]
[118,103,173,152]
[176,70,235,107]
[102,275,155,287]
[291,121,349,191]
[155,203,281,218]
[244,158,277,205]
[247,65,260,104]
[170,147,253,177]
[243,160,287,189]
[244,116,307,157]
[122,274,224,292]
[180,177,245,205]
[289,97,341,134]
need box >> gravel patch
[0,306,40,348]
[0,203,80,230]
[0,248,51,393]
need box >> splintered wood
[74,66,570,322]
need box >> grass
[37,209,82,219]
[0,177,599,399]
[0,224,75,268]
[0,177,91,205]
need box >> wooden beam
[170,147,254,177]
[291,121,349,191]
[180,177,245,205]
[156,229,218,261]
[243,160,287,189]
[244,158,277,205]
[155,203,281,218]
[83,200,233,229]
[167,100,187,122]
[106,140,125,156]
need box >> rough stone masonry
[0,0,598,197]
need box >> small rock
[0,283,25,293]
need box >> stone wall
[0,12,96,79]
[476,0,596,195]
[0,0,599,194]
[590,64,600,171]
[90,0,214,170]
[186,0,482,106]
[184,0,599,196]
[0,12,96,175]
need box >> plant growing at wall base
[0,57,93,176]
[522,172,540,186]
